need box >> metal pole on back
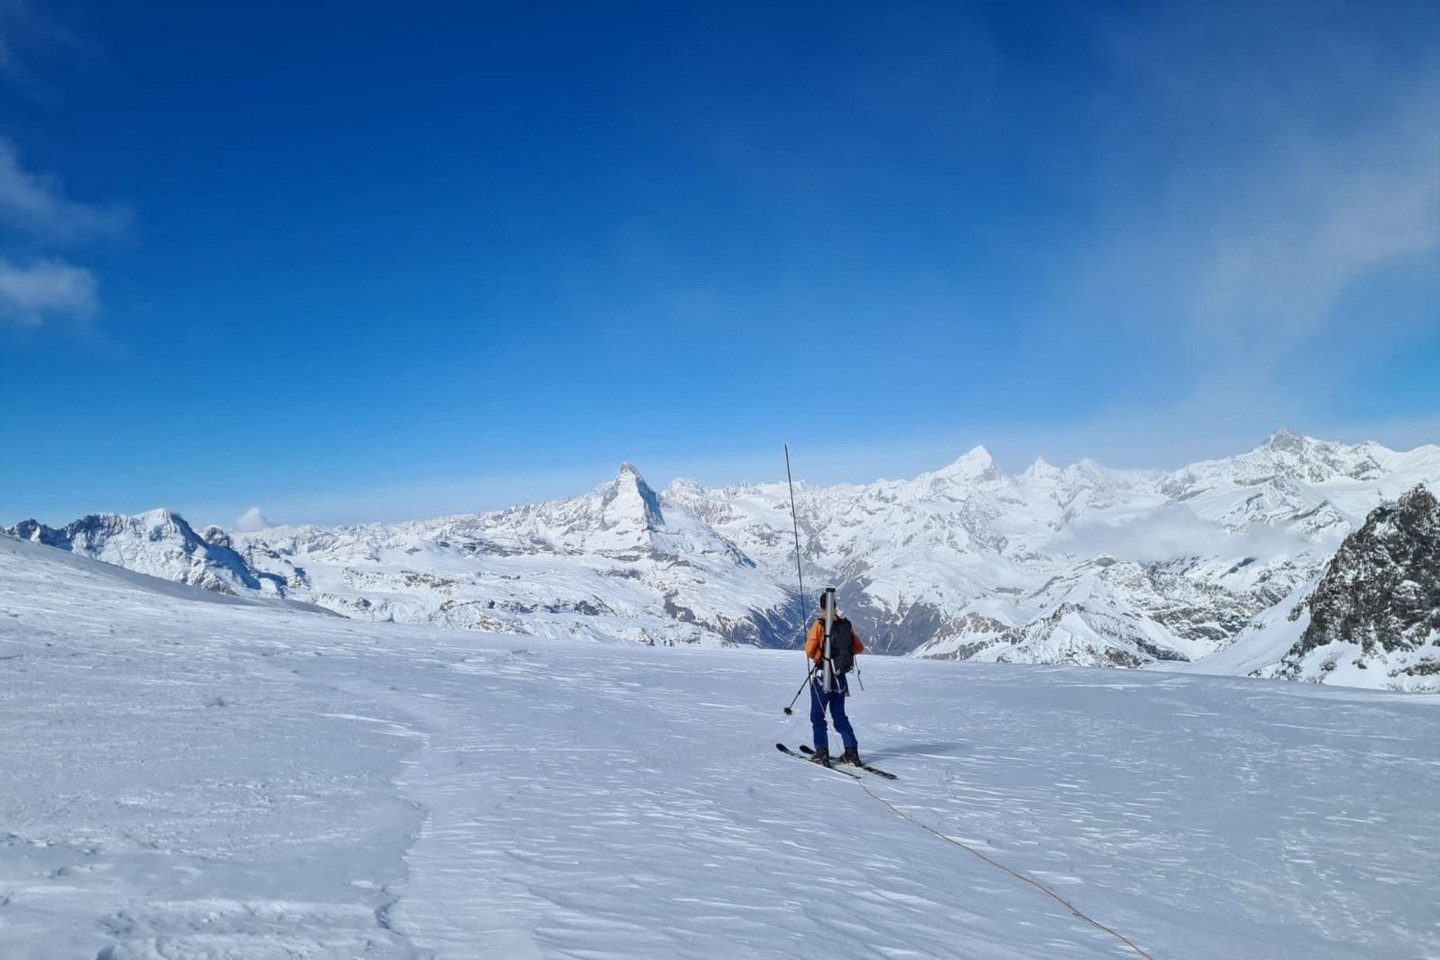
[823,586,836,693]
[783,444,809,627]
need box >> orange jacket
[806,617,864,663]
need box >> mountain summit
[599,462,666,535]
[925,446,1002,484]
[1249,429,1388,483]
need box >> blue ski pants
[810,677,857,754]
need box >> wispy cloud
[1049,503,1319,564]
[1072,3,1437,356]
[0,0,83,97]
[233,507,272,532]
[0,137,127,243]
[1005,2,1440,467]
[1172,84,1437,362]
[0,0,34,76]
[0,257,96,326]
[0,6,118,332]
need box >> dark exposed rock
[1279,485,1440,678]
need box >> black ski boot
[808,747,831,766]
[839,746,861,766]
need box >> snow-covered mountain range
[8,431,1439,689]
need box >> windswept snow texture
[3,538,1439,959]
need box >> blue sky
[0,0,1436,527]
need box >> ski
[798,744,898,780]
[775,742,861,779]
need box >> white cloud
[1185,89,1440,357]
[1075,2,1440,377]
[1049,503,1311,564]
[0,2,87,100]
[0,257,95,326]
[0,140,122,330]
[234,507,272,533]
[0,137,127,243]
[1024,9,1440,473]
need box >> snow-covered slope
[9,433,1439,686]
[3,534,1438,960]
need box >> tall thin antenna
[784,443,810,629]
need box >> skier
[806,590,864,766]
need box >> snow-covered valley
[4,535,1438,958]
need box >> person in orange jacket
[805,591,864,766]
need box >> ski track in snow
[3,538,1439,959]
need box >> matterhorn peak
[611,461,660,500]
[601,462,665,530]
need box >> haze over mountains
[8,431,1439,690]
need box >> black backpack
[824,617,856,676]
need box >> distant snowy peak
[1162,430,1392,497]
[8,508,190,557]
[1019,457,1064,484]
[480,463,753,564]
[1017,456,1155,514]
[1143,431,1435,534]
[1257,429,1391,479]
[921,445,1003,485]
[477,464,658,554]
[1248,429,1389,478]
[3,509,283,597]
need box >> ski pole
[783,663,818,715]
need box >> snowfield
[3,538,1438,959]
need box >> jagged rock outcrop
[1276,485,1440,685]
